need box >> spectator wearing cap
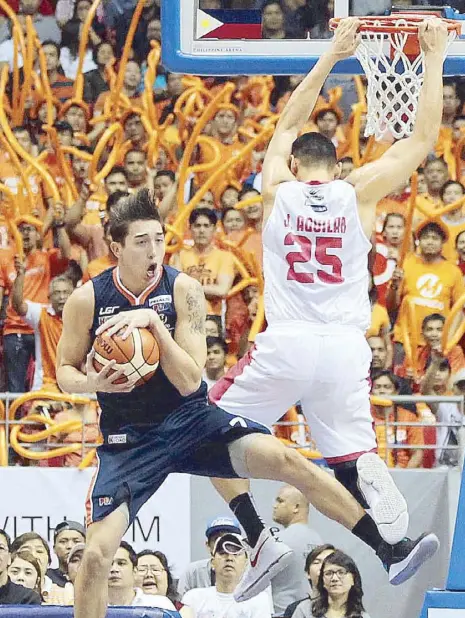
[271,484,323,616]
[388,220,465,364]
[108,541,177,610]
[178,516,241,596]
[0,530,41,605]
[170,208,235,317]
[0,216,71,392]
[47,521,86,587]
[182,533,272,618]
[422,352,465,467]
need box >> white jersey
[263,179,371,330]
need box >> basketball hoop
[330,15,461,140]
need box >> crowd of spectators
[0,0,463,471]
[0,486,371,618]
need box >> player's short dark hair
[440,180,465,201]
[206,336,228,355]
[11,532,51,565]
[382,212,405,233]
[304,544,336,572]
[109,189,163,244]
[107,190,130,211]
[0,529,11,551]
[238,185,260,201]
[371,370,399,392]
[105,166,128,181]
[156,170,175,182]
[422,313,446,330]
[291,132,337,169]
[418,221,447,242]
[189,207,217,226]
[119,541,137,567]
[54,120,73,136]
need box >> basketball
[93,328,160,387]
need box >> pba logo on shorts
[98,496,113,507]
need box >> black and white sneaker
[377,533,440,585]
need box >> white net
[355,18,458,140]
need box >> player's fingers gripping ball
[93,327,160,387]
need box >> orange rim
[329,16,461,35]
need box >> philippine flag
[196,9,262,40]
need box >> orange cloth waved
[0,250,54,335]
[373,406,424,468]
[82,254,117,283]
[172,247,235,316]
[367,303,390,338]
[26,302,64,389]
[393,254,465,344]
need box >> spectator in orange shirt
[94,60,142,113]
[0,216,71,392]
[11,265,74,391]
[124,149,150,191]
[418,313,465,379]
[170,208,235,317]
[222,207,247,236]
[367,336,390,372]
[421,157,449,206]
[82,220,117,282]
[60,101,89,134]
[388,220,465,357]
[238,185,263,232]
[456,229,465,275]
[371,370,424,469]
[42,41,74,103]
[439,180,465,262]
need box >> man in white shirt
[178,516,242,596]
[271,485,323,615]
[182,534,271,618]
[108,541,177,610]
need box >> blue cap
[205,516,241,539]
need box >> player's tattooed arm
[186,283,206,335]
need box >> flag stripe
[200,24,262,40]
[202,9,262,25]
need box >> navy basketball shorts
[86,399,270,526]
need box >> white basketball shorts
[209,321,377,463]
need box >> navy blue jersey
[90,265,205,435]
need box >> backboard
[161,0,465,75]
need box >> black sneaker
[376,533,440,585]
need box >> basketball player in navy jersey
[57,189,426,618]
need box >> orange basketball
[93,327,159,387]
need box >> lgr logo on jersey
[304,188,327,213]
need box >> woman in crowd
[285,544,336,618]
[311,550,370,618]
[136,550,193,618]
[8,550,42,597]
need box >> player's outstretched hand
[95,308,158,340]
[331,17,362,60]
[85,349,138,393]
[419,17,448,56]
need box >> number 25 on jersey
[284,233,344,284]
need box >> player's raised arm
[262,18,361,201]
[347,17,448,215]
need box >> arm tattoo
[186,285,206,335]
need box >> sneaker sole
[389,533,440,586]
[357,452,409,545]
[234,549,294,602]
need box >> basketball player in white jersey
[210,17,446,601]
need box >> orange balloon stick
[73,0,103,100]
